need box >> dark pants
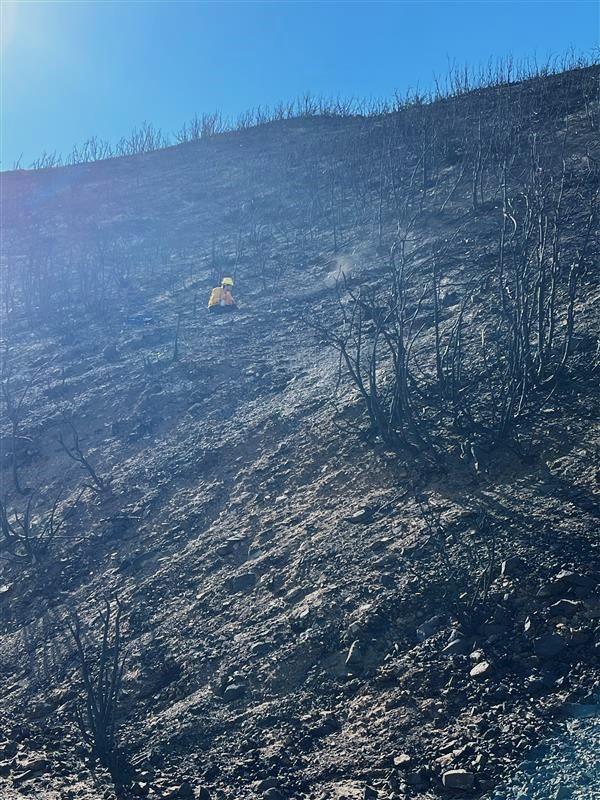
[208,304,237,314]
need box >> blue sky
[1,0,598,169]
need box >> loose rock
[230,572,257,592]
[345,640,363,671]
[442,769,475,790]
[470,661,493,679]
[533,633,566,659]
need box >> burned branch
[67,598,132,787]
[58,418,109,494]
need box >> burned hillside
[1,63,599,800]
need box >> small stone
[533,633,566,659]
[386,769,400,792]
[523,616,536,636]
[556,570,596,591]
[230,572,256,592]
[469,661,493,679]
[549,599,581,617]
[263,790,284,800]
[256,779,280,791]
[554,784,572,799]
[501,556,527,577]
[393,753,412,769]
[526,674,549,695]
[406,769,429,787]
[20,758,50,774]
[12,769,37,785]
[0,742,18,758]
[561,703,599,718]
[569,626,592,645]
[479,622,507,637]
[538,570,597,598]
[416,615,444,641]
[442,769,475,790]
[223,683,246,702]
[443,638,470,655]
[441,289,460,307]
[250,642,271,656]
[345,640,363,671]
[103,343,120,362]
[346,507,374,524]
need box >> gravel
[484,706,600,800]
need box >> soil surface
[1,66,599,800]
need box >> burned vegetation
[1,60,599,800]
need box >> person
[208,277,237,313]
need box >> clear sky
[1,0,598,169]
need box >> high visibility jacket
[208,286,235,308]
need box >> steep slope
[1,66,599,800]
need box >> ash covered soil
[1,66,599,799]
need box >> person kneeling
[208,277,237,313]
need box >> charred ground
[1,65,599,800]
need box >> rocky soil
[484,705,600,800]
[1,66,599,799]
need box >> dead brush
[67,597,133,788]
[58,418,110,495]
[0,485,82,564]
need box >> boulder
[442,769,475,790]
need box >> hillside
[1,65,599,800]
